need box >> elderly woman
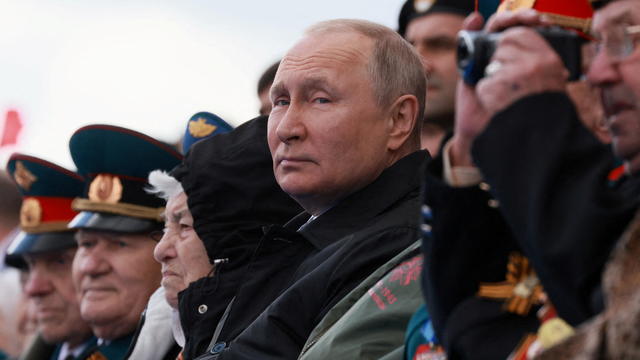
[149,116,302,358]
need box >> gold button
[479,182,491,191]
[488,199,500,208]
[198,305,208,314]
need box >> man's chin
[40,326,69,345]
[164,293,179,309]
[80,300,119,325]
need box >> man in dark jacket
[196,19,427,359]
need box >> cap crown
[69,124,183,221]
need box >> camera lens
[457,31,475,70]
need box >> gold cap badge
[14,161,38,191]
[88,174,123,204]
[20,198,42,228]
[189,118,218,138]
[498,0,537,12]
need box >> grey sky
[0,0,404,167]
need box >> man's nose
[154,232,177,264]
[24,265,53,298]
[275,103,306,144]
[587,50,621,87]
[77,246,111,278]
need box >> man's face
[23,247,92,346]
[405,13,464,125]
[73,229,161,340]
[268,31,393,214]
[588,0,640,170]
[154,192,212,309]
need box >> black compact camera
[457,27,585,85]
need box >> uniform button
[479,182,491,191]
[210,342,226,354]
[198,304,208,314]
[488,199,500,208]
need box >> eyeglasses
[590,24,640,62]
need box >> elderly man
[425,0,640,357]
[197,19,426,359]
[4,154,94,360]
[68,125,182,359]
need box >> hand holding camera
[449,10,574,167]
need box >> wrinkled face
[154,192,212,309]
[24,247,92,346]
[268,31,392,214]
[73,230,161,340]
[405,13,464,126]
[588,0,640,170]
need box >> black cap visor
[68,211,161,233]
[5,231,77,269]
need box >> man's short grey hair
[306,19,427,136]
[147,170,183,201]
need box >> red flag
[1,109,23,147]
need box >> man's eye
[275,99,290,106]
[180,223,192,231]
[117,240,128,248]
[314,98,330,104]
[79,241,95,248]
[422,38,457,52]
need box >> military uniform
[4,154,95,360]
[67,125,183,359]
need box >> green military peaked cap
[68,124,182,233]
[5,153,85,268]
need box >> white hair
[147,170,183,201]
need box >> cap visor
[69,211,161,233]
[6,231,77,259]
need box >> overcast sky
[0,0,406,168]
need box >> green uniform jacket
[299,241,423,360]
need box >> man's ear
[386,94,419,151]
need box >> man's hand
[450,12,488,167]
[450,10,568,167]
[476,26,568,116]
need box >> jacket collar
[285,150,429,249]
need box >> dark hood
[170,115,303,261]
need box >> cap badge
[413,0,435,13]
[498,0,537,12]
[20,198,42,228]
[14,161,38,191]
[189,118,218,138]
[88,174,123,204]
